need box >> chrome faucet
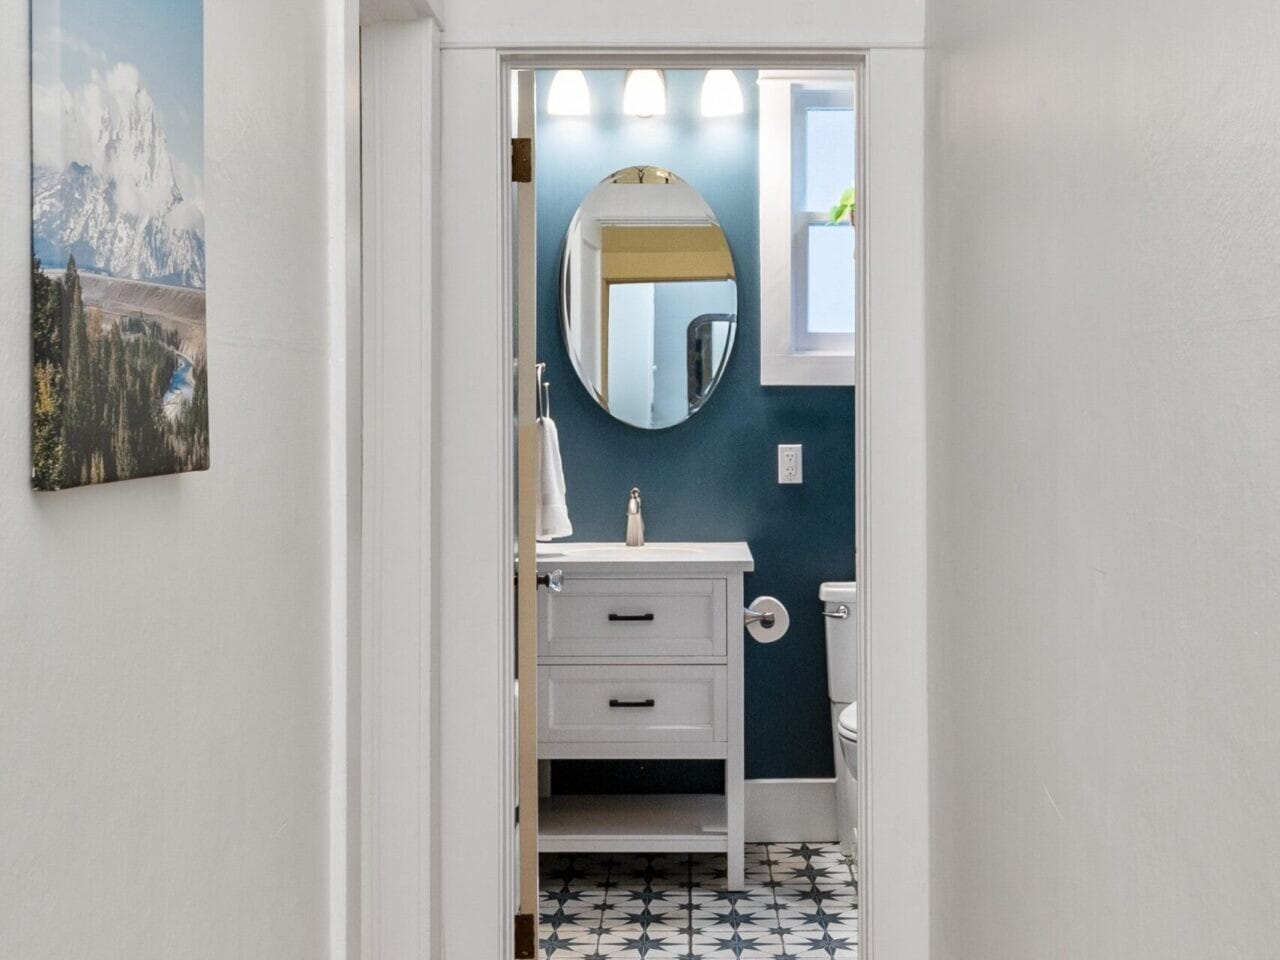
[625,487,645,546]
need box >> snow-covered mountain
[32,65,205,289]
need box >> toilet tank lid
[819,581,857,603]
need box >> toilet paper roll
[745,596,790,644]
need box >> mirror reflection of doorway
[561,166,740,431]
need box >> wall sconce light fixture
[623,69,667,117]
[547,69,591,116]
[700,70,744,116]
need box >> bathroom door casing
[427,47,928,960]
[513,68,540,957]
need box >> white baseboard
[745,778,837,842]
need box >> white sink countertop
[535,541,753,573]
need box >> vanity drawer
[539,578,727,658]
[538,665,726,743]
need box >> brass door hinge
[511,137,533,183]
[514,912,536,958]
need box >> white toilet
[821,581,858,855]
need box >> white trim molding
[745,779,839,842]
[361,0,444,27]
[360,16,441,960]
[856,47,930,960]
[436,0,922,50]
[758,69,858,386]
[328,0,362,958]
[436,46,517,960]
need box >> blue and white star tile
[594,930,687,959]
[775,862,848,887]
[542,905,606,931]
[690,903,778,935]
[771,907,824,932]
[540,928,595,957]
[807,849,856,875]
[786,929,858,959]
[693,886,771,908]
[544,886,595,908]
[540,843,857,960]
[596,907,687,940]
[773,886,851,911]
[689,931,791,958]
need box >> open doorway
[402,41,927,960]
[512,64,860,959]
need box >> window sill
[761,352,855,387]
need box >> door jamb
[364,42,930,960]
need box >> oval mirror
[560,165,738,430]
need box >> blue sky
[32,0,203,180]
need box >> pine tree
[31,255,60,366]
[61,256,93,486]
[112,393,134,480]
[31,255,65,490]
[188,358,210,470]
[105,324,127,479]
[32,361,63,489]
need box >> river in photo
[163,353,195,421]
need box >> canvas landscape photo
[30,0,207,489]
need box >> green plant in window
[828,186,856,225]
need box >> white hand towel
[537,416,573,541]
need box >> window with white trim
[759,71,857,385]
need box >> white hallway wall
[0,1,336,957]
[925,0,1280,957]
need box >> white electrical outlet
[778,444,803,484]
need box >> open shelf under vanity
[539,793,728,854]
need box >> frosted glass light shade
[547,69,590,116]
[623,69,666,117]
[700,70,744,117]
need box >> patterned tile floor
[540,843,858,959]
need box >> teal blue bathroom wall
[536,70,854,787]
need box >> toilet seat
[837,701,858,742]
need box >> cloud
[31,81,77,170]
[52,26,108,66]
[173,159,204,207]
[32,62,200,227]
[168,159,205,233]
[32,25,107,86]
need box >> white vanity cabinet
[535,542,754,889]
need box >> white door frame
[359,12,443,960]
[359,36,928,960]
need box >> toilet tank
[820,581,858,703]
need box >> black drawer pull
[608,613,655,622]
[609,698,656,708]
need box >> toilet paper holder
[743,596,790,643]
